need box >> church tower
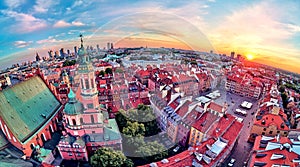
[62,70,70,87]
[77,34,99,110]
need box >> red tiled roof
[171,76,179,83]
[99,79,106,85]
[183,106,203,125]
[207,102,223,113]
[140,114,243,167]
[137,70,150,77]
[175,101,192,118]
[210,114,236,138]
[253,113,289,130]
[249,136,299,167]
[192,111,219,133]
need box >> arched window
[81,78,84,89]
[80,118,84,125]
[72,119,76,126]
[30,143,35,150]
[85,79,90,89]
[91,79,94,89]
[91,115,94,124]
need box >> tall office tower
[107,42,111,50]
[48,50,54,59]
[74,46,78,55]
[35,52,41,62]
[110,43,114,49]
[67,49,70,56]
[237,54,241,61]
[96,44,100,52]
[54,51,59,58]
[230,51,235,59]
[60,48,65,58]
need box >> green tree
[278,85,285,93]
[63,60,76,67]
[135,141,168,162]
[90,147,133,167]
[99,70,105,77]
[122,121,145,137]
[115,68,124,73]
[115,110,128,131]
[105,67,113,74]
[281,93,288,109]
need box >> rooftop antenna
[79,34,83,48]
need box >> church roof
[64,89,83,115]
[0,76,61,143]
[67,89,76,99]
[0,131,8,149]
[64,101,83,115]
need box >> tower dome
[64,89,83,115]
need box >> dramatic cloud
[53,20,85,28]
[1,10,47,33]
[71,21,85,26]
[36,36,65,44]
[0,0,300,73]
[14,40,33,48]
[4,0,26,9]
[285,23,300,33]
[206,1,300,72]
[33,0,58,13]
[53,20,72,28]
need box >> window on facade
[87,103,94,109]
[85,79,90,89]
[269,131,273,134]
[68,152,72,156]
[80,118,83,125]
[262,132,265,135]
[81,78,84,89]
[91,79,94,89]
[277,131,280,134]
[72,119,76,126]
[263,128,266,131]
[91,115,94,124]
[30,143,35,150]
[284,132,287,135]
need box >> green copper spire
[68,89,76,100]
[65,89,83,115]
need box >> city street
[213,89,260,167]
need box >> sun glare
[246,54,254,60]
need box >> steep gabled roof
[0,76,61,143]
[207,102,223,113]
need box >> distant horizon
[1,43,299,75]
[0,0,299,74]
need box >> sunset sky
[0,0,299,73]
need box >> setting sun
[246,54,254,60]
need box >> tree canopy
[63,59,76,67]
[105,67,113,74]
[136,141,168,162]
[90,147,133,167]
[115,105,167,164]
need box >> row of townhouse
[248,84,290,142]
[225,71,264,99]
